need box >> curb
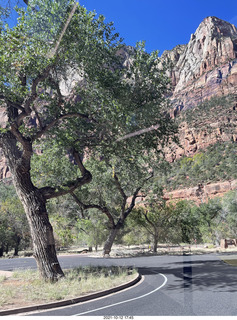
[0,273,142,316]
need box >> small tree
[76,213,108,252]
[130,192,177,252]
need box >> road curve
[0,253,237,316]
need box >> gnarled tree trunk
[1,133,64,281]
[19,187,64,281]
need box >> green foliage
[31,140,78,188]
[162,141,237,190]
[196,191,237,244]
[179,95,236,129]
[46,195,107,250]
[0,182,30,254]
[131,198,201,246]
[0,0,177,191]
[75,215,108,249]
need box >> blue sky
[5,0,237,55]
[79,0,237,54]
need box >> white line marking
[72,272,167,316]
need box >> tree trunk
[103,222,122,256]
[17,183,64,281]
[0,245,4,257]
[153,230,159,253]
[14,235,21,256]
[1,133,64,281]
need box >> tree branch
[143,210,155,229]
[124,172,154,219]
[10,123,32,161]
[113,173,127,200]
[113,173,128,216]
[16,64,53,126]
[33,112,92,141]
[40,148,92,199]
[40,170,92,200]
[70,192,115,228]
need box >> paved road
[0,253,237,316]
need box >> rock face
[165,97,237,161]
[161,16,237,161]
[162,16,237,111]
[164,180,237,204]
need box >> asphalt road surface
[0,253,237,316]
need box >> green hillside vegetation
[162,141,237,190]
[159,94,237,191]
[179,94,237,133]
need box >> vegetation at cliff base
[160,141,237,190]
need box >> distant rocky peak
[173,16,237,92]
[194,16,237,41]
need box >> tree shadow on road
[138,257,237,293]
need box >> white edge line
[72,272,167,316]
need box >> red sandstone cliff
[161,17,237,201]
[164,180,237,203]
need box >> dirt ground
[65,243,237,258]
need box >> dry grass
[0,266,137,310]
[221,259,237,267]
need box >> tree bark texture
[103,221,123,256]
[0,133,64,281]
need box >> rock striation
[165,96,237,161]
[164,180,237,204]
[160,16,237,161]
[162,16,237,111]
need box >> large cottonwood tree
[0,0,177,280]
